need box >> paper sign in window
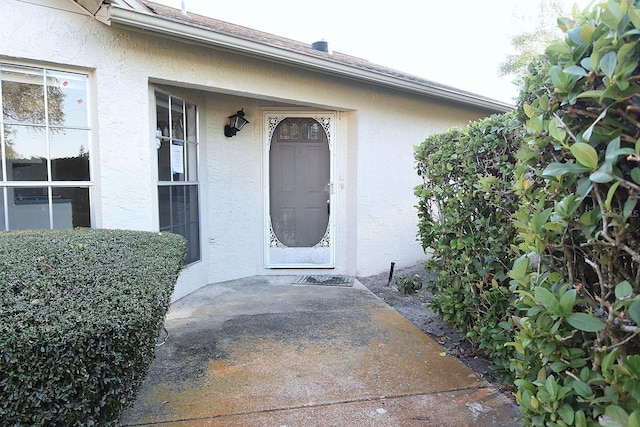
[171,141,184,174]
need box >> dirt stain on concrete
[130,305,487,424]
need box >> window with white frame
[155,91,200,264]
[0,63,91,230]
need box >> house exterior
[1,0,512,300]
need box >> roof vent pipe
[181,0,187,15]
[311,40,329,52]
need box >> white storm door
[265,114,334,267]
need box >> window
[155,92,200,264]
[0,64,91,230]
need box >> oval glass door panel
[269,118,330,247]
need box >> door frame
[263,111,336,268]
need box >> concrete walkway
[120,276,521,426]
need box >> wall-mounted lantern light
[224,109,249,137]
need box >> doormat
[292,275,354,287]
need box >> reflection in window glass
[1,66,45,125]
[4,124,48,181]
[47,71,88,128]
[156,91,199,264]
[0,189,5,229]
[9,186,50,230]
[0,63,91,230]
[52,187,90,228]
[186,103,196,141]
[158,184,200,264]
[50,128,90,181]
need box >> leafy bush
[414,112,525,380]
[0,229,185,426]
[395,273,423,294]
[509,1,640,424]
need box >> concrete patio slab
[120,276,521,426]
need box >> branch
[593,183,640,264]
[552,112,578,143]
[602,329,639,352]
[585,258,606,299]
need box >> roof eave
[107,5,513,113]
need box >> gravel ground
[357,263,510,390]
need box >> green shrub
[414,112,525,381]
[395,273,423,294]
[509,1,640,424]
[0,228,185,426]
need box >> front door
[265,114,334,267]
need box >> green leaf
[577,89,606,99]
[564,65,588,76]
[558,403,575,424]
[600,51,618,78]
[629,412,640,427]
[509,255,529,282]
[615,281,633,299]
[543,162,591,177]
[527,115,544,133]
[629,299,640,325]
[570,143,599,170]
[623,198,637,219]
[631,7,640,28]
[604,405,629,424]
[573,380,594,398]
[590,168,615,183]
[582,108,608,141]
[522,103,536,119]
[533,208,553,233]
[551,361,569,372]
[559,289,576,315]
[605,181,621,211]
[566,312,606,332]
[536,287,561,315]
[546,375,559,397]
[549,117,567,142]
[550,65,568,90]
[575,410,587,427]
[605,137,635,162]
[617,41,638,61]
[577,177,593,199]
[631,168,640,184]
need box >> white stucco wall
[2,0,496,300]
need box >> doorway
[264,113,334,267]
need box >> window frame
[155,90,201,265]
[0,62,93,231]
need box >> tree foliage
[509,0,640,424]
[416,1,640,424]
[499,0,568,79]
[414,113,525,380]
[2,78,66,159]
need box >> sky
[150,0,594,104]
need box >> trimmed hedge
[414,112,525,381]
[0,229,185,426]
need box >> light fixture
[224,109,249,137]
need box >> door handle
[327,199,330,215]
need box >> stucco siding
[3,0,499,300]
[354,92,487,277]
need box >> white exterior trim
[263,111,336,269]
[104,3,513,113]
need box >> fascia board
[73,0,102,14]
[107,5,513,113]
